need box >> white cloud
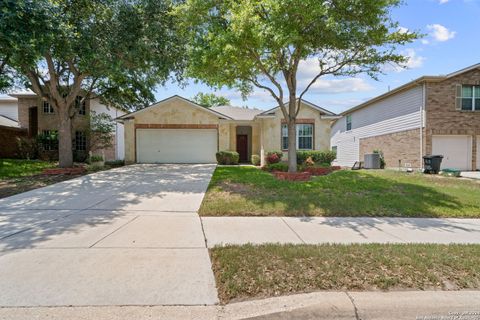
[296,58,373,94]
[438,0,449,4]
[427,24,456,42]
[402,48,426,69]
[308,78,373,94]
[398,26,409,34]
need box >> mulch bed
[42,167,87,175]
[272,166,342,181]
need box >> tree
[192,92,231,108]
[88,111,115,153]
[178,0,419,172]
[0,0,184,167]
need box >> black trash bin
[423,155,443,174]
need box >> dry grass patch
[210,244,480,304]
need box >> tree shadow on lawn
[214,170,480,218]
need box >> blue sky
[153,0,480,114]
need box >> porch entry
[236,126,252,163]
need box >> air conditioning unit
[364,153,381,169]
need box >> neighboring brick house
[331,63,480,171]
[10,91,125,161]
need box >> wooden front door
[236,134,248,163]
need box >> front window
[75,96,86,115]
[41,130,58,151]
[75,131,87,151]
[460,85,480,111]
[43,101,54,114]
[346,115,352,131]
[281,123,314,150]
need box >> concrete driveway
[0,164,218,307]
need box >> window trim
[74,130,87,151]
[43,101,54,114]
[346,114,352,131]
[281,122,314,151]
[457,84,480,111]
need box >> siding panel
[331,85,423,167]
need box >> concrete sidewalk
[202,217,480,247]
[0,291,478,320]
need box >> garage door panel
[136,129,217,163]
[432,135,472,171]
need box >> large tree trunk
[57,104,74,168]
[287,118,297,172]
[287,98,297,172]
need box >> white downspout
[420,82,426,171]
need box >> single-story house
[331,63,480,171]
[117,95,337,165]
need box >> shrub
[216,151,239,165]
[296,150,336,166]
[265,151,283,164]
[263,162,289,172]
[16,137,39,159]
[373,149,386,169]
[251,154,260,166]
[90,155,104,162]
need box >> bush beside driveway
[199,167,480,218]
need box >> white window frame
[43,101,54,114]
[460,85,480,111]
[281,123,314,150]
[75,131,87,151]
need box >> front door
[236,134,248,163]
[28,107,38,137]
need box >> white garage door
[432,135,472,171]
[136,129,217,163]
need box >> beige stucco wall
[260,102,332,160]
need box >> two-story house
[331,63,480,171]
[10,91,125,161]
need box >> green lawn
[0,159,56,179]
[199,167,480,217]
[211,244,480,304]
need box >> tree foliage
[177,0,420,171]
[0,0,185,167]
[192,92,230,108]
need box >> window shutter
[455,84,462,110]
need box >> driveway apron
[0,164,219,306]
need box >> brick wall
[425,68,480,169]
[0,125,28,158]
[359,128,421,169]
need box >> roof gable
[118,95,233,121]
[257,99,336,117]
